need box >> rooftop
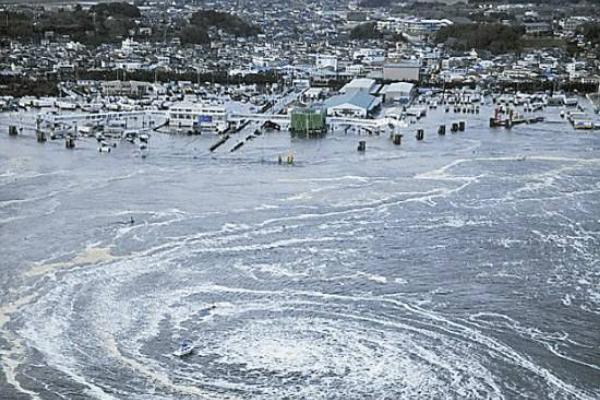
[384,82,415,93]
[323,90,378,111]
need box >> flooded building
[168,103,228,133]
[323,91,381,118]
[382,82,415,104]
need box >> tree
[350,22,382,40]
[189,10,261,37]
[359,0,392,8]
[435,23,524,54]
[0,11,34,39]
[180,26,209,45]
[90,2,141,19]
[579,23,600,45]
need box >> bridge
[229,113,291,124]
[40,110,167,125]
[36,109,407,135]
[229,113,407,132]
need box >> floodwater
[0,103,599,399]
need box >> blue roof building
[323,90,381,118]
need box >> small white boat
[173,340,194,357]
[574,120,593,130]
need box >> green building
[289,107,327,138]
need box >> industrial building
[323,91,381,118]
[340,78,378,94]
[382,82,415,104]
[316,54,338,71]
[383,60,421,82]
[101,80,153,97]
[168,103,228,133]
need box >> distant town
[0,0,599,142]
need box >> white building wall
[169,105,227,132]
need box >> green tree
[180,26,209,45]
[435,23,524,54]
[189,10,261,37]
[350,22,382,40]
[90,2,141,18]
[579,23,600,45]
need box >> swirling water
[0,105,599,399]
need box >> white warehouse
[168,103,228,133]
[382,82,415,104]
